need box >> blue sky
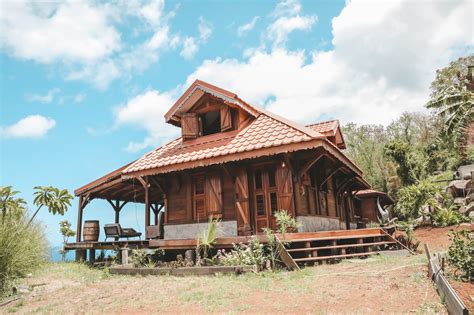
[0,0,472,247]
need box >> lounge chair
[104,223,142,241]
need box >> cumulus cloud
[180,37,199,60]
[27,88,60,103]
[267,0,317,47]
[237,16,259,37]
[0,1,120,64]
[0,0,209,89]
[181,0,472,127]
[180,17,213,60]
[1,115,56,139]
[114,90,179,152]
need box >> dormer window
[181,105,236,140]
[201,111,221,136]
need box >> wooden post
[89,249,96,264]
[145,178,150,227]
[121,247,129,265]
[115,200,120,224]
[75,196,84,261]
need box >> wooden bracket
[319,166,343,190]
[298,154,325,179]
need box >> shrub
[274,210,299,240]
[215,236,267,270]
[0,212,47,297]
[431,205,469,227]
[447,230,473,281]
[394,180,439,220]
[129,249,156,268]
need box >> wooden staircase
[278,228,398,268]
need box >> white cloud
[182,0,472,127]
[198,17,213,42]
[0,1,120,64]
[237,16,259,37]
[0,0,202,89]
[114,90,179,152]
[27,88,60,103]
[1,115,56,139]
[180,37,199,60]
[179,17,213,60]
[267,0,317,47]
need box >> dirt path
[2,253,445,314]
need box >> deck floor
[65,228,385,251]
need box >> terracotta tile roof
[123,113,320,175]
[306,120,339,135]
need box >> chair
[104,223,142,241]
[145,209,165,240]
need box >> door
[252,165,280,232]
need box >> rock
[464,202,474,215]
[466,193,474,204]
[454,197,466,205]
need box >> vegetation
[431,205,469,227]
[447,230,473,281]
[30,186,73,225]
[59,220,76,262]
[0,185,73,298]
[394,180,439,221]
[196,218,222,266]
[344,54,473,215]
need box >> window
[200,111,221,136]
[193,173,222,221]
[256,194,265,216]
[270,192,278,215]
[267,167,276,188]
[194,175,206,221]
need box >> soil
[2,225,472,314]
[415,223,474,312]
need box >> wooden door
[252,165,280,232]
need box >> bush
[394,180,439,220]
[431,205,469,227]
[0,212,47,297]
[215,236,267,270]
[447,230,473,281]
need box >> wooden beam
[319,166,344,190]
[84,178,123,196]
[139,176,151,227]
[298,154,325,178]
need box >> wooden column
[138,176,151,227]
[75,195,90,262]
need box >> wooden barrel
[83,220,100,242]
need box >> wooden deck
[65,228,386,251]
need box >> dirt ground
[1,225,472,314]
[414,223,474,312]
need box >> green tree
[29,186,73,225]
[0,186,26,221]
[427,55,474,147]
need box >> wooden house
[72,80,375,252]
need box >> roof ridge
[306,119,338,127]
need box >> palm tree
[196,218,221,266]
[28,186,73,225]
[0,186,26,221]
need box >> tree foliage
[427,55,474,149]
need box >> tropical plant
[196,218,221,266]
[394,180,439,220]
[447,230,473,281]
[274,210,299,241]
[0,186,26,221]
[427,55,474,147]
[216,236,267,270]
[59,220,76,261]
[129,249,155,268]
[29,186,73,225]
[431,204,469,227]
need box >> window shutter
[181,113,199,139]
[220,106,232,131]
[206,173,222,215]
[276,163,294,213]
